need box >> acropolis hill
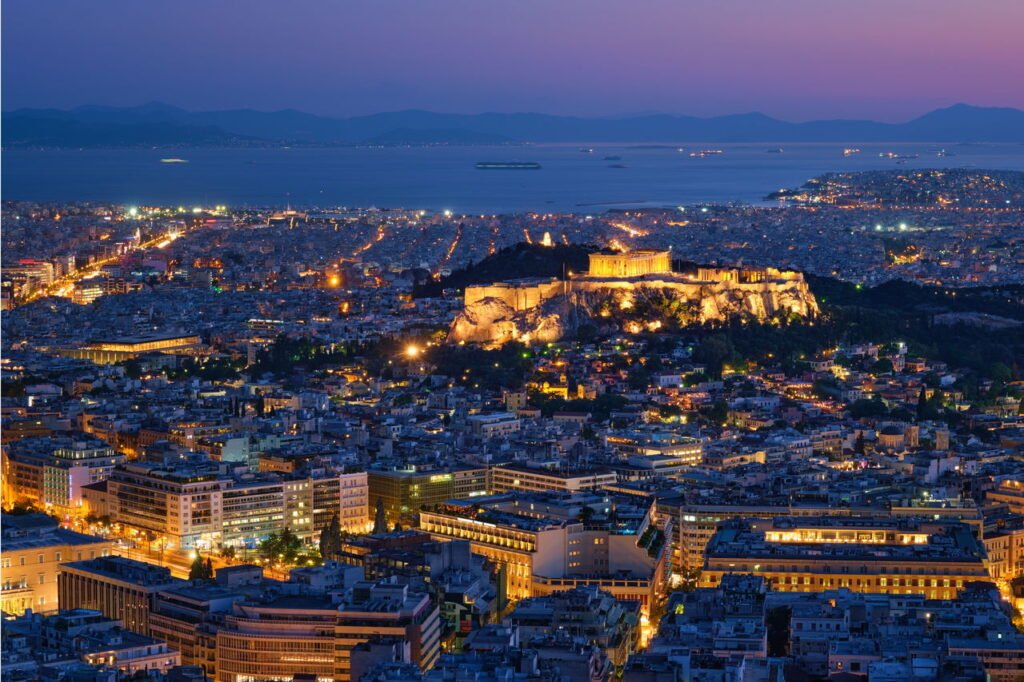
[449,249,819,346]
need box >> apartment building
[419,492,669,614]
[3,435,125,511]
[215,579,441,682]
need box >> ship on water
[160,158,189,164]
[475,161,542,170]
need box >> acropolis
[450,249,819,346]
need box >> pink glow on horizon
[2,0,1022,119]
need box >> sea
[4,142,1024,213]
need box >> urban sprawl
[2,169,1024,682]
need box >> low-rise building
[0,512,112,615]
[57,556,184,635]
[702,516,990,599]
[1,608,181,679]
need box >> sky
[3,0,1023,121]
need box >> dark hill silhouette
[412,243,596,298]
[5,103,1024,147]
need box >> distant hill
[365,127,515,145]
[2,110,254,148]
[5,102,1024,148]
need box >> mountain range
[4,102,1024,148]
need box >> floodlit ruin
[449,250,819,346]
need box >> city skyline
[3,0,1023,120]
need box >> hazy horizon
[4,100,1022,124]
[3,0,1022,122]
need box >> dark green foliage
[249,335,361,377]
[429,342,534,389]
[318,513,342,561]
[319,512,344,561]
[413,243,595,298]
[849,397,889,419]
[373,498,387,535]
[528,391,629,422]
[258,527,320,565]
[702,400,730,425]
[165,357,244,381]
[870,358,895,375]
[189,553,214,581]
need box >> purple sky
[3,0,1022,120]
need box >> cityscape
[3,2,1024,682]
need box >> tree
[627,363,651,390]
[704,400,730,426]
[870,358,894,375]
[319,513,342,561]
[258,527,306,565]
[988,361,1012,383]
[580,424,599,442]
[189,553,213,581]
[693,334,738,378]
[849,397,888,419]
[373,497,387,535]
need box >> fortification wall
[464,279,564,312]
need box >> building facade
[701,517,989,600]
[1,513,112,615]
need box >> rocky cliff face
[448,295,573,346]
[449,278,819,347]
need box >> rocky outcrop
[449,272,819,347]
[448,295,572,346]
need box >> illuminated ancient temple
[586,250,672,278]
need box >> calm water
[4,142,1024,212]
